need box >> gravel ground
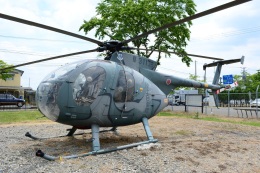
[0,116,259,173]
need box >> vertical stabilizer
[212,63,222,85]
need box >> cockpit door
[113,68,135,118]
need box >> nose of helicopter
[36,82,61,122]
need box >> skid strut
[36,117,157,161]
[25,126,117,140]
[67,127,77,136]
[25,126,80,140]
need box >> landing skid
[35,117,158,161]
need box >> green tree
[0,60,13,80]
[232,71,260,93]
[220,71,260,102]
[80,0,196,66]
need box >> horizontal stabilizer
[203,56,244,70]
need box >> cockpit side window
[73,66,106,106]
[114,70,135,102]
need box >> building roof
[13,69,24,76]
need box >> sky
[0,0,259,90]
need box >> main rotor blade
[136,48,223,61]
[0,48,98,71]
[122,0,251,44]
[0,13,103,45]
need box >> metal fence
[164,92,259,118]
[218,92,259,107]
[164,105,259,118]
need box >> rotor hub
[98,40,132,52]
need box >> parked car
[0,94,25,107]
[251,98,260,107]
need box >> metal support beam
[142,117,154,141]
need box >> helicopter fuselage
[36,58,168,129]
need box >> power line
[157,66,214,81]
[0,34,85,43]
[157,66,191,75]
[0,48,101,67]
[0,48,91,60]
[191,25,260,41]
[0,48,51,56]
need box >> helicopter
[0,0,249,161]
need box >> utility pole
[204,64,207,115]
[241,67,247,81]
[256,85,259,118]
[195,60,197,81]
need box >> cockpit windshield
[42,60,89,82]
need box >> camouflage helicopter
[0,0,249,160]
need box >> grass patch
[158,111,260,127]
[0,110,48,124]
[201,116,260,127]
[1,110,259,127]
[158,110,193,118]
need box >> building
[0,69,33,98]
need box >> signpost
[223,74,233,116]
